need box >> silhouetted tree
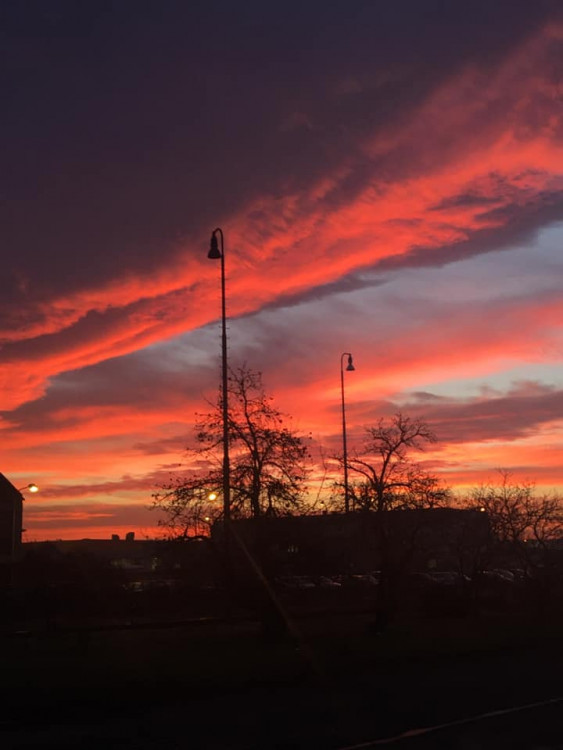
[153,485,216,540]
[466,471,563,552]
[463,471,563,613]
[337,414,450,630]
[152,366,310,538]
[342,413,448,512]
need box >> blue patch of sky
[382,222,563,307]
[400,362,563,402]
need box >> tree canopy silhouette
[338,413,449,512]
[464,471,563,575]
[152,366,310,538]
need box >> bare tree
[343,413,446,512]
[152,366,310,538]
[153,482,216,540]
[335,414,450,630]
[460,472,563,615]
[465,471,563,567]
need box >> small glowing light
[18,483,39,493]
[208,492,217,501]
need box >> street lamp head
[18,483,39,493]
[346,354,355,372]
[208,232,222,260]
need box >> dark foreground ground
[1,611,563,749]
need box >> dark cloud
[25,501,155,530]
[408,391,446,403]
[132,436,192,457]
[377,199,563,273]
[430,193,504,212]
[255,271,388,313]
[36,467,178,500]
[0,341,214,432]
[1,0,556,310]
[327,382,563,447]
[406,383,563,444]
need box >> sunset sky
[2,1,562,540]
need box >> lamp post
[14,484,38,546]
[208,228,231,527]
[10,483,38,581]
[340,353,355,513]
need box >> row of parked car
[274,568,524,592]
[275,573,380,591]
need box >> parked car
[426,571,470,587]
[317,576,342,589]
[275,575,316,590]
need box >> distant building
[24,537,161,572]
[21,536,218,588]
[0,473,24,567]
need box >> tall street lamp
[340,353,355,513]
[208,228,231,527]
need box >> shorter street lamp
[340,353,355,513]
[11,483,39,571]
[18,484,38,494]
[16,483,38,537]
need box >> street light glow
[18,483,39,493]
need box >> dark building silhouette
[21,536,218,590]
[0,473,24,567]
[214,508,490,579]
